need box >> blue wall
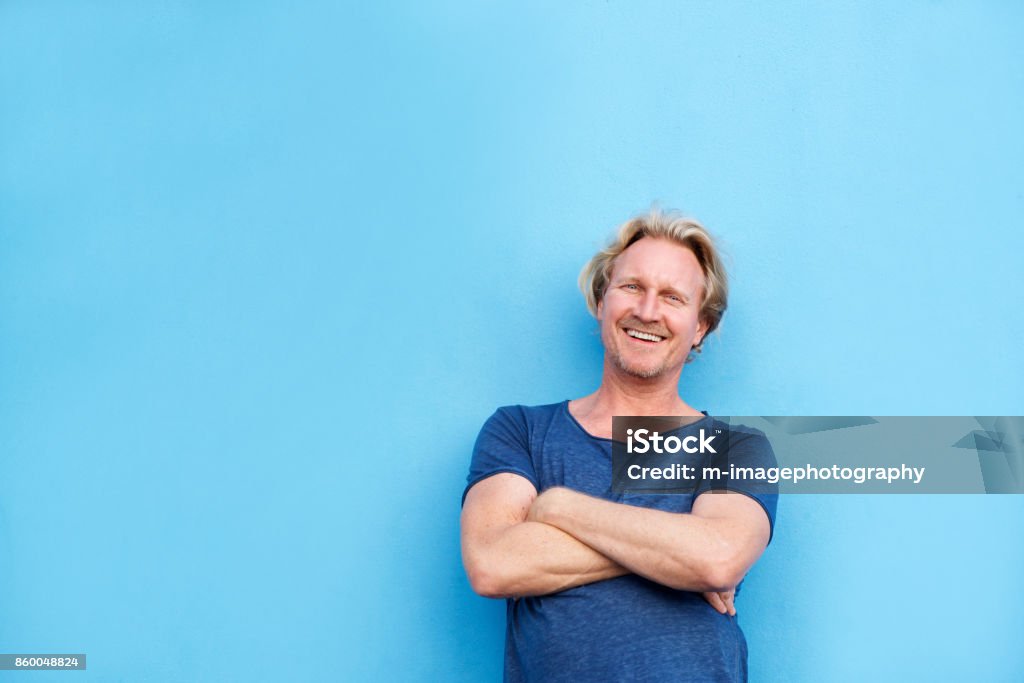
[2,2,1023,681]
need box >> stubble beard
[607,344,671,380]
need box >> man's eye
[623,284,639,291]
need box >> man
[460,210,778,682]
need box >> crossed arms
[460,473,771,613]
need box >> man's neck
[571,361,702,425]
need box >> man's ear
[693,319,707,348]
[596,299,604,321]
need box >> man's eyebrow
[662,286,691,302]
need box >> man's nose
[634,290,661,322]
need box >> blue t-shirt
[463,400,778,683]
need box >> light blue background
[3,2,1023,681]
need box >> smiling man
[460,209,778,682]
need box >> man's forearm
[464,519,629,599]
[530,488,743,592]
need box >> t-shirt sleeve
[462,406,540,506]
[695,426,779,544]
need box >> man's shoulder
[708,420,777,466]
[487,400,567,423]
[477,401,569,443]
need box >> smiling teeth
[626,330,664,342]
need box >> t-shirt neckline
[560,399,711,443]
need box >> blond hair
[579,209,729,358]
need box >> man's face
[597,237,707,380]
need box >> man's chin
[611,356,668,380]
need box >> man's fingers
[720,590,736,616]
[702,591,727,614]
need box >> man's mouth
[624,328,666,343]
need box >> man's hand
[702,588,736,616]
[526,486,567,524]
